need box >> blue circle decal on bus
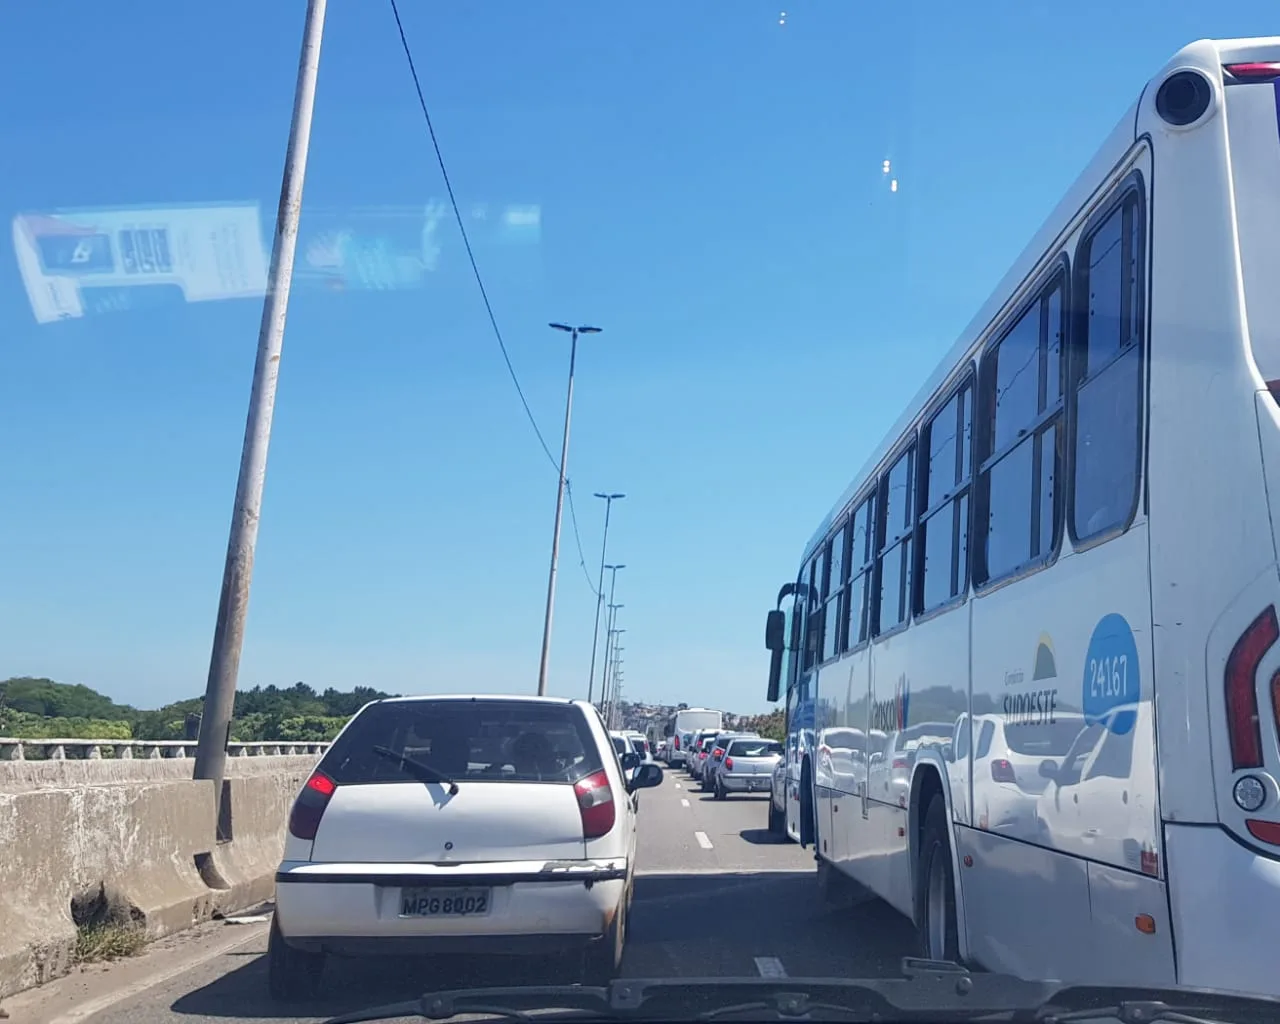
[1081,613,1139,735]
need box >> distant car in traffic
[269,694,661,1000]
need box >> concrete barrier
[0,755,319,999]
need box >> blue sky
[0,2,1271,714]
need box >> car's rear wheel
[267,917,324,1002]
[714,777,727,800]
[767,798,784,833]
[583,895,625,986]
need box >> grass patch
[74,921,147,964]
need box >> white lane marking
[694,830,714,849]
[754,956,788,978]
[680,798,690,807]
[673,783,682,789]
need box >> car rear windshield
[728,739,782,758]
[319,699,604,786]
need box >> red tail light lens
[674,736,680,749]
[724,757,734,771]
[713,747,725,761]
[574,769,616,839]
[990,759,1017,784]
[288,771,337,840]
[1225,606,1279,770]
[892,758,908,773]
[1226,62,1280,81]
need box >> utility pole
[193,0,328,830]
[536,323,602,696]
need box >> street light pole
[193,0,328,827]
[536,322,602,696]
[597,566,624,706]
[602,604,623,708]
[586,493,624,703]
[603,617,624,715]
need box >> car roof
[375,694,589,707]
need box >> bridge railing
[0,737,331,761]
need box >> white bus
[762,37,1280,999]
[662,707,724,766]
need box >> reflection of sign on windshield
[12,204,269,324]
[295,202,541,292]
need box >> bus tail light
[1225,606,1279,769]
[991,759,1017,784]
[1226,62,1280,81]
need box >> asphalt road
[44,765,917,1024]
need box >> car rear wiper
[371,745,459,795]
[319,960,1280,1023]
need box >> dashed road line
[694,830,714,850]
[680,798,690,807]
[754,956,788,978]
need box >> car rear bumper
[274,858,626,948]
[722,774,771,792]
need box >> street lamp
[603,623,625,713]
[596,568,622,706]
[536,322,603,696]
[587,494,624,703]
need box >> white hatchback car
[269,694,662,1000]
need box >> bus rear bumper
[1165,822,1280,999]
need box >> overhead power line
[389,0,599,599]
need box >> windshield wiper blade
[320,961,1280,1024]
[322,986,608,1024]
[371,745,459,795]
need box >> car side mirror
[620,751,641,772]
[629,763,662,791]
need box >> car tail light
[724,757,734,771]
[674,736,680,750]
[713,747,725,760]
[1226,62,1280,81]
[1225,606,1279,770]
[574,769,616,839]
[991,759,1017,784]
[288,771,337,841]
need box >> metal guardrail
[0,738,331,761]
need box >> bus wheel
[916,794,960,963]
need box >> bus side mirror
[765,609,785,703]
[765,609,785,652]
[766,647,783,703]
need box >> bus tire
[916,794,960,964]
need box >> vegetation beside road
[0,676,393,744]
